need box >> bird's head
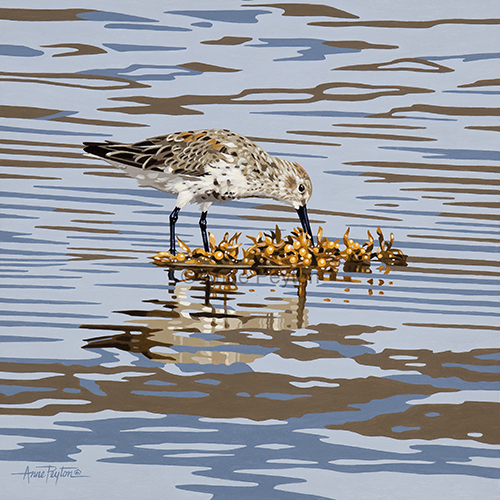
[275,160,314,241]
[283,161,313,210]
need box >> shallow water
[1,1,499,499]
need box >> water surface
[1,1,499,499]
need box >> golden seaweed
[152,225,407,274]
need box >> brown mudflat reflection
[101,82,433,116]
[335,57,454,73]
[371,103,500,119]
[202,36,253,46]
[178,62,241,73]
[0,172,61,180]
[310,17,500,28]
[327,402,499,444]
[41,43,107,57]
[323,40,398,51]
[0,7,95,21]
[251,3,359,19]
[0,70,149,90]
[0,104,146,128]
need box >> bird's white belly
[114,161,250,208]
[176,168,250,207]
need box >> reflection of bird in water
[82,272,309,366]
[83,129,313,254]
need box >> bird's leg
[199,211,209,252]
[169,206,181,255]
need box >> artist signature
[12,465,87,484]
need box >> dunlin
[84,129,313,254]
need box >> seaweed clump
[155,232,241,266]
[152,226,407,273]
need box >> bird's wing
[84,130,238,177]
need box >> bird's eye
[298,184,305,193]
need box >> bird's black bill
[296,205,314,243]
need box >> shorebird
[83,129,313,254]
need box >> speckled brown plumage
[83,129,313,253]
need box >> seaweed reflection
[82,267,315,364]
